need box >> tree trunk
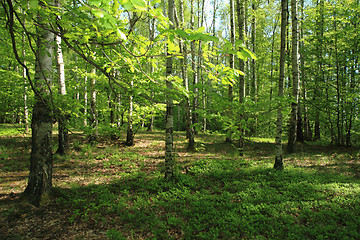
[55,19,69,155]
[88,68,98,141]
[190,0,198,135]
[197,0,205,133]
[23,0,55,205]
[226,0,236,143]
[179,0,195,150]
[299,0,311,141]
[313,0,324,141]
[116,92,122,128]
[287,0,300,153]
[84,68,88,126]
[250,0,257,135]
[274,0,287,170]
[147,17,155,132]
[346,56,357,146]
[23,43,29,134]
[236,0,245,155]
[126,80,134,146]
[251,1,257,102]
[269,18,278,135]
[165,0,175,180]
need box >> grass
[1,124,360,239]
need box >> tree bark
[88,68,98,141]
[274,0,287,170]
[165,0,175,180]
[287,0,300,153]
[23,39,29,134]
[190,0,199,135]
[236,0,245,155]
[313,0,324,141]
[22,0,55,206]
[147,16,155,132]
[226,0,236,143]
[84,67,88,126]
[126,80,134,146]
[55,15,69,155]
[250,0,257,135]
[179,0,195,150]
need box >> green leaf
[90,0,102,7]
[201,34,218,42]
[131,0,146,10]
[119,0,133,10]
[237,51,248,60]
[29,0,38,9]
[167,41,179,52]
[174,29,190,39]
[196,26,206,33]
[116,29,127,40]
[243,48,257,60]
[92,9,104,18]
[112,0,120,12]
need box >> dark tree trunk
[274,0,287,170]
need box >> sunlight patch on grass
[2,127,360,239]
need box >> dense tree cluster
[0,0,359,205]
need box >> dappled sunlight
[1,128,360,239]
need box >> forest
[0,0,360,239]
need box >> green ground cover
[1,124,360,239]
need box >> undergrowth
[1,124,360,239]
[58,158,360,239]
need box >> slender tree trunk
[165,0,175,180]
[190,0,198,135]
[346,56,357,146]
[126,80,134,146]
[269,18,278,135]
[109,91,114,124]
[314,0,324,141]
[250,1,257,102]
[287,0,300,153]
[88,68,98,141]
[75,56,80,101]
[147,17,155,132]
[21,0,55,206]
[333,17,343,146]
[84,68,88,126]
[117,92,122,128]
[236,0,245,155]
[250,0,257,135]
[147,93,154,131]
[178,0,195,150]
[23,41,29,134]
[197,0,205,133]
[55,17,68,155]
[299,0,311,141]
[274,0,287,170]
[225,0,236,143]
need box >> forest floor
[1,124,360,239]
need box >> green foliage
[54,138,360,239]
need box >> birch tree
[55,8,68,154]
[287,0,300,153]
[11,0,56,205]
